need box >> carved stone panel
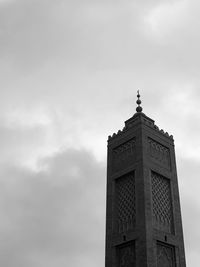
[112,138,136,173]
[157,242,176,267]
[118,242,136,267]
[151,172,173,233]
[116,173,135,233]
[148,138,171,169]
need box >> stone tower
[105,92,186,267]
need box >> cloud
[0,148,198,267]
[0,0,199,266]
[175,156,200,267]
[0,148,106,267]
[0,123,47,167]
[143,0,189,41]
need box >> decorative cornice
[108,112,173,141]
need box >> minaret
[105,92,186,267]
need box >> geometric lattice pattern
[116,173,135,233]
[112,138,136,173]
[157,242,176,267]
[148,138,171,170]
[151,172,173,233]
[118,242,136,267]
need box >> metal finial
[136,90,143,113]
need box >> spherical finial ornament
[136,90,143,113]
[136,106,142,112]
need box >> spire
[136,90,143,113]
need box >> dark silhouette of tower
[105,92,186,267]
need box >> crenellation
[108,120,173,141]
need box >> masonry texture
[105,104,186,267]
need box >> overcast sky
[0,0,200,266]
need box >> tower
[105,92,186,267]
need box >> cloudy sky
[0,0,200,266]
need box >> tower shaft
[105,111,186,267]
